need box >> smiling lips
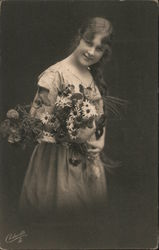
[83,54,93,61]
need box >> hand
[75,120,96,143]
[87,143,101,159]
[86,149,100,162]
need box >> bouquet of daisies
[0,84,98,148]
[0,84,127,169]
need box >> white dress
[19,60,107,221]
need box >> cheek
[94,52,104,61]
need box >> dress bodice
[37,60,104,118]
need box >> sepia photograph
[0,0,158,249]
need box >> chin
[79,58,92,67]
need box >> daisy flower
[68,127,78,140]
[43,131,53,137]
[66,116,75,130]
[39,112,52,124]
[55,96,72,108]
[71,106,81,118]
[66,115,79,140]
[82,100,98,119]
[39,131,55,143]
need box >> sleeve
[30,70,62,119]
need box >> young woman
[19,17,114,222]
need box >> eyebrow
[83,34,108,50]
[84,39,105,51]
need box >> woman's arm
[29,70,62,143]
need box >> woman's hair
[69,17,114,100]
[69,17,114,139]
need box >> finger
[87,148,101,153]
[93,120,96,127]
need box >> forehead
[83,32,107,48]
[91,33,106,47]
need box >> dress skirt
[19,142,107,221]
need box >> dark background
[0,0,158,249]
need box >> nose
[87,47,95,57]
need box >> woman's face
[73,33,107,67]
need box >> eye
[96,46,104,52]
[85,40,92,46]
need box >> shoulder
[38,58,69,76]
[37,61,65,91]
[38,61,63,79]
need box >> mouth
[83,54,93,61]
